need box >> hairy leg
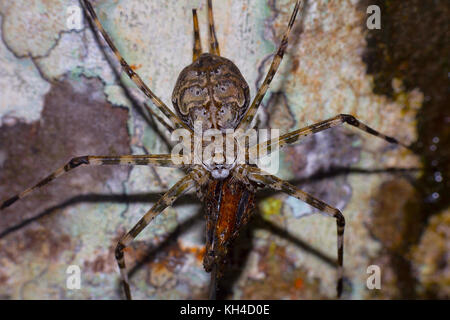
[246,165,345,297]
[115,169,204,299]
[192,9,203,61]
[207,0,220,56]
[80,0,191,132]
[0,154,181,210]
[237,0,303,130]
[251,114,410,157]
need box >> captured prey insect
[0,0,410,299]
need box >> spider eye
[189,87,202,96]
[215,83,228,93]
[210,67,221,75]
[219,104,233,116]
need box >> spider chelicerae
[0,0,409,299]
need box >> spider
[0,0,409,300]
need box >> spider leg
[115,169,203,299]
[246,165,345,298]
[252,114,410,157]
[207,0,220,56]
[0,154,182,210]
[237,0,303,130]
[80,0,191,132]
[192,9,203,61]
[143,102,175,133]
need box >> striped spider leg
[0,155,183,210]
[243,165,346,297]
[143,102,176,134]
[207,0,220,56]
[114,0,222,300]
[250,114,411,158]
[244,115,410,297]
[192,0,221,60]
[237,0,304,131]
[192,9,202,62]
[0,153,201,300]
[80,0,192,133]
[115,168,207,300]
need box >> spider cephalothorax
[0,0,410,300]
[172,53,251,179]
[172,53,250,131]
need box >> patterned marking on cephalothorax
[172,54,250,131]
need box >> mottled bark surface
[0,0,446,299]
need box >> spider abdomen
[172,53,250,131]
[202,175,256,274]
